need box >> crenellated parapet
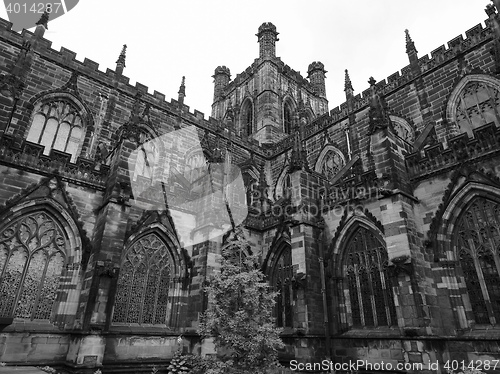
[406,123,500,181]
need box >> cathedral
[1,2,500,373]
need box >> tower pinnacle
[115,44,127,76]
[344,69,354,96]
[34,11,49,38]
[178,76,186,105]
[257,22,279,59]
[405,29,418,64]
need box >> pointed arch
[314,145,346,181]
[446,74,500,137]
[329,215,397,330]
[274,164,291,200]
[241,167,259,211]
[282,96,296,134]
[113,226,186,326]
[240,98,254,136]
[264,234,293,328]
[389,115,414,143]
[431,180,500,326]
[0,198,83,322]
[25,92,93,162]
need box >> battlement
[333,19,492,115]
[406,123,500,180]
[257,22,278,35]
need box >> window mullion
[472,250,496,324]
[354,265,365,326]
[31,251,50,320]
[458,94,474,130]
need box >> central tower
[211,23,329,144]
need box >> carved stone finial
[367,77,392,134]
[116,44,127,67]
[344,69,354,94]
[178,76,186,106]
[35,11,49,29]
[405,29,418,55]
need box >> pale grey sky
[0,1,489,117]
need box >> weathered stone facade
[1,3,500,373]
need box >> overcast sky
[0,1,490,117]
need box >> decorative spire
[178,76,186,105]
[405,29,418,65]
[35,10,49,29]
[344,69,354,96]
[34,10,49,38]
[367,77,392,135]
[115,44,127,76]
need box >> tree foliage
[197,227,284,374]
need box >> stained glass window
[271,246,293,328]
[343,227,396,327]
[0,212,67,320]
[454,81,500,137]
[27,100,84,162]
[113,233,172,325]
[456,197,500,324]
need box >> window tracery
[27,100,84,162]
[456,197,500,324]
[320,150,344,181]
[453,80,500,137]
[389,115,414,143]
[0,211,67,320]
[113,233,172,325]
[343,227,396,327]
[271,246,293,328]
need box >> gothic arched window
[27,100,85,162]
[271,245,293,328]
[241,100,254,136]
[283,101,294,134]
[455,197,500,325]
[0,211,67,320]
[390,115,414,143]
[113,233,173,325]
[134,131,158,181]
[184,151,208,184]
[315,147,346,181]
[343,227,397,328]
[242,172,258,211]
[448,77,500,137]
